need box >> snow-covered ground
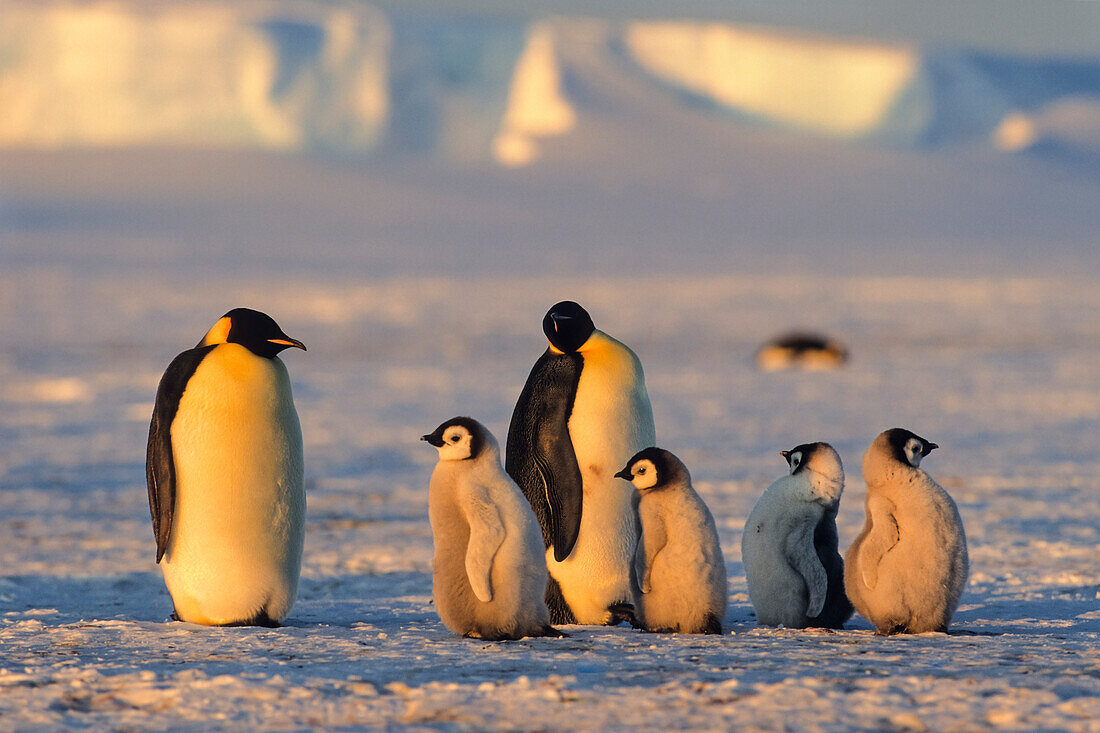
[1,1,1099,730]
[2,264,1099,729]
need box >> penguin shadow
[291,571,437,630]
[949,587,1100,637]
[0,572,171,625]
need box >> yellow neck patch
[201,316,232,346]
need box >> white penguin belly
[548,332,655,624]
[162,345,304,625]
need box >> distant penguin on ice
[755,332,848,371]
[146,308,306,626]
[506,301,656,625]
[615,448,727,634]
[742,442,852,629]
[422,417,559,640]
[845,429,969,634]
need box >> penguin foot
[223,611,281,628]
[700,613,723,635]
[608,601,638,628]
[467,630,526,642]
[539,625,569,638]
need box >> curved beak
[613,467,632,481]
[550,312,572,333]
[268,337,306,351]
[422,433,444,447]
[923,442,939,455]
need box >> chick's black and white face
[903,437,928,467]
[627,458,660,490]
[422,417,486,461]
[784,450,804,475]
[881,428,937,468]
[436,425,474,461]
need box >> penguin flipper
[146,345,216,563]
[505,351,584,562]
[859,495,900,590]
[785,519,828,619]
[635,512,667,595]
[811,515,854,627]
[462,484,506,603]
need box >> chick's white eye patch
[904,438,924,467]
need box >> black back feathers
[146,344,217,563]
[505,351,584,562]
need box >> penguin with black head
[506,301,656,625]
[146,308,306,626]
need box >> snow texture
[0,2,1099,730]
[1,264,1098,730]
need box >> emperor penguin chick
[615,448,727,634]
[147,308,306,626]
[423,417,559,641]
[845,429,969,635]
[742,443,853,629]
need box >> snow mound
[0,1,1097,159]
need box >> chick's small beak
[924,442,939,455]
[613,467,632,480]
[422,433,445,447]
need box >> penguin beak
[421,433,445,447]
[614,467,632,481]
[780,450,792,465]
[923,442,938,456]
[550,313,572,333]
[268,337,306,351]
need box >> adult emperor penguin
[422,417,559,640]
[615,448,726,634]
[146,308,306,626]
[506,301,656,625]
[845,429,969,634]
[741,443,853,629]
